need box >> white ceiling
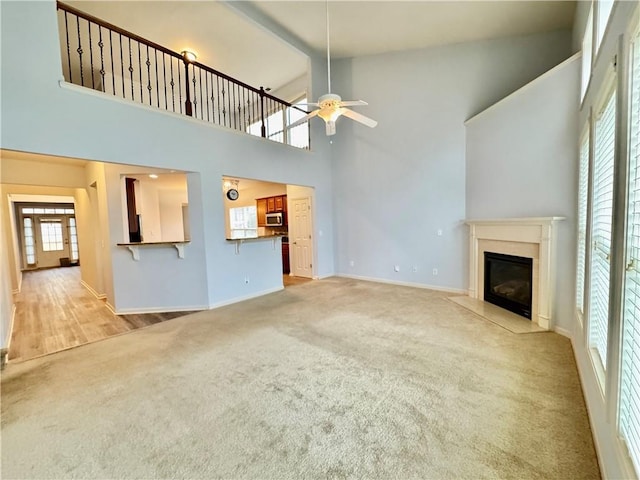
[65,1,575,96]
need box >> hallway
[9,267,195,362]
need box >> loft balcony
[56,1,310,149]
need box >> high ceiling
[64,1,576,95]
[250,1,576,58]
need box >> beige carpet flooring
[1,277,600,479]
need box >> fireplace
[484,252,533,319]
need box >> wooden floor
[283,275,312,287]
[8,267,195,363]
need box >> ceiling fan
[288,1,377,136]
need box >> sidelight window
[23,217,36,265]
[588,85,616,374]
[619,22,640,475]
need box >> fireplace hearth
[484,252,533,319]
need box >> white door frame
[289,196,315,279]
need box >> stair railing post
[259,87,266,138]
[182,53,193,117]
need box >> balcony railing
[56,1,309,149]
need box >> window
[68,217,79,261]
[23,217,36,265]
[247,97,309,149]
[229,206,257,239]
[582,6,594,100]
[620,23,640,475]
[588,86,616,373]
[40,219,64,251]
[577,129,590,319]
[596,0,615,53]
[287,98,310,149]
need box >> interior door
[36,216,71,268]
[290,197,313,278]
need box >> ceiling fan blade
[340,108,378,128]
[287,109,319,129]
[294,102,319,107]
[340,100,368,107]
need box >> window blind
[589,87,616,371]
[620,28,640,475]
[577,132,590,315]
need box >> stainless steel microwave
[266,212,284,226]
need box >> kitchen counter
[225,233,287,242]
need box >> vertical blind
[577,132,590,315]
[589,87,617,371]
[620,28,640,475]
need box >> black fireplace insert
[484,252,533,319]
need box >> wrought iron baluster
[199,68,204,120]
[88,20,95,88]
[205,72,210,122]
[155,50,160,108]
[216,76,221,125]
[162,53,167,110]
[119,33,125,98]
[98,26,105,92]
[232,83,238,130]
[178,59,183,114]
[221,80,227,126]
[170,57,175,112]
[109,30,115,94]
[128,37,134,100]
[138,42,143,102]
[76,16,84,85]
[191,71,197,117]
[64,11,72,83]
[146,45,152,106]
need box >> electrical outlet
[244,277,250,284]
[349,260,355,267]
[437,229,443,236]
[394,265,400,272]
[412,266,418,273]
[432,268,438,276]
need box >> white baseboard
[105,302,116,315]
[81,280,106,300]
[113,304,209,315]
[336,274,467,294]
[209,286,284,309]
[4,304,17,352]
[553,325,572,338]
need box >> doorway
[16,203,79,269]
[289,196,314,279]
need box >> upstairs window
[582,5,594,101]
[596,0,615,53]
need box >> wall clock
[226,188,239,201]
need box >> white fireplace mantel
[466,217,565,330]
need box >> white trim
[4,304,17,352]
[81,280,106,300]
[105,302,116,315]
[553,326,572,338]
[336,274,466,294]
[465,217,565,330]
[113,304,209,315]
[208,286,284,309]
[465,53,582,125]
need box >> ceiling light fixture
[181,50,197,63]
[149,174,159,179]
